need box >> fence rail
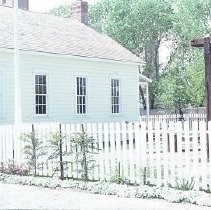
[141,113,206,122]
[0,118,211,191]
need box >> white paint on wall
[0,51,139,124]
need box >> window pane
[83,78,86,86]
[35,85,39,94]
[35,75,38,84]
[76,77,87,114]
[80,87,83,95]
[43,85,47,94]
[39,96,42,104]
[38,75,42,84]
[35,74,47,115]
[43,76,46,85]
[77,86,80,95]
[43,105,46,114]
[77,105,80,114]
[83,87,86,95]
[83,105,86,113]
[111,79,120,114]
[82,96,85,105]
[116,105,119,113]
[43,96,46,104]
[38,86,42,94]
[79,96,82,104]
[39,105,43,114]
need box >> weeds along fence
[0,120,211,191]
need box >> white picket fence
[0,120,211,191]
[141,113,206,123]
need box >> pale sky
[29,0,98,13]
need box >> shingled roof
[0,6,140,63]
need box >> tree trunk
[144,38,161,109]
[59,123,64,180]
[139,85,146,110]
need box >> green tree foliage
[157,51,191,113]
[49,5,72,18]
[47,129,69,180]
[49,0,210,112]
[71,125,99,182]
[91,0,174,109]
[186,52,205,108]
[21,128,46,176]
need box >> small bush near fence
[21,125,46,177]
[0,160,30,176]
[20,123,100,182]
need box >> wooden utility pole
[191,37,211,122]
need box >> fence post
[199,121,207,190]
[59,123,64,180]
[192,121,200,189]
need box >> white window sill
[33,114,50,118]
[111,113,123,117]
[75,113,90,118]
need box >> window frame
[33,73,49,116]
[110,77,121,115]
[75,76,88,115]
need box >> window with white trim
[111,79,120,114]
[0,73,2,116]
[76,77,87,114]
[35,74,47,115]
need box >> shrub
[21,125,46,176]
[1,160,30,176]
[174,177,195,191]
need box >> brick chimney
[0,0,29,10]
[71,0,88,25]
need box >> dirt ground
[0,182,210,210]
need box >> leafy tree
[47,128,69,180]
[49,0,209,111]
[49,5,72,18]
[71,125,99,182]
[90,0,174,108]
[186,51,205,108]
[21,126,46,176]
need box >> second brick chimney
[71,0,88,25]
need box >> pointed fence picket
[0,119,211,191]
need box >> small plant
[110,170,127,184]
[47,124,70,180]
[174,177,195,191]
[1,160,30,176]
[21,125,46,176]
[71,124,100,182]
